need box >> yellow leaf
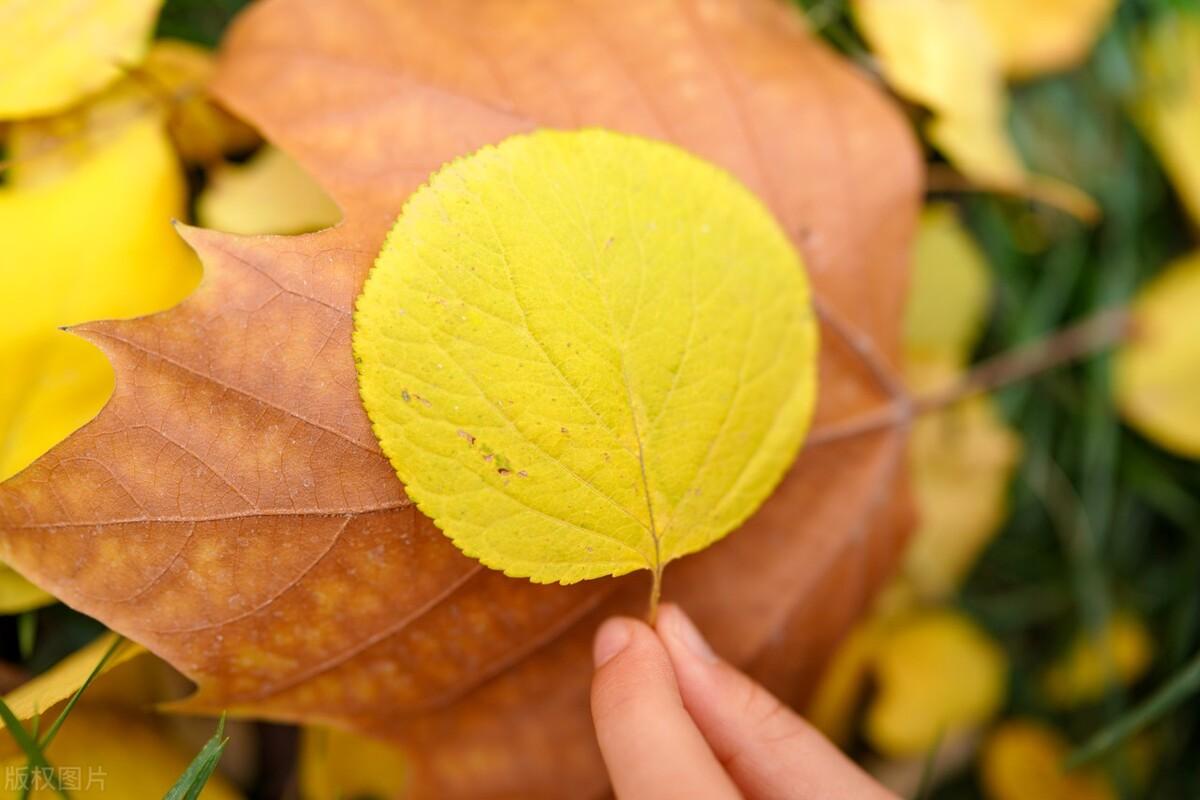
[1,707,241,799]
[865,609,1007,757]
[0,563,53,615]
[0,635,143,732]
[140,39,260,164]
[807,617,891,746]
[353,129,818,587]
[904,205,992,368]
[903,206,1021,599]
[1043,612,1154,707]
[852,0,1098,220]
[196,146,341,235]
[906,391,1022,598]
[967,0,1116,79]
[982,720,1116,800]
[0,105,200,482]
[0,0,162,119]
[300,727,407,800]
[1132,13,1200,227]
[1114,251,1200,457]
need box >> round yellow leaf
[0,0,163,119]
[1114,251,1200,457]
[866,609,1007,757]
[354,129,818,585]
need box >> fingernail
[593,618,632,668]
[665,605,718,664]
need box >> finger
[656,604,897,800]
[591,616,741,800]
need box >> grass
[796,0,1200,796]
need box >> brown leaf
[0,0,922,796]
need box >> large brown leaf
[0,0,922,796]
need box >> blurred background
[1,0,1198,797]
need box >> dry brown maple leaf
[0,0,922,796]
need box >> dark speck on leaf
[401,389,411,402]
[457,430,476,446]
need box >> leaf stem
[647,563,664,626]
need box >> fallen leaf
[904,206,1020,599]
[299,726,407,800]
[904,204,992,368]
[1114,251,1200,457]
[0,1,922,795]
[0,564,53,615]
[0,707,242,799]
[1132,12,1200,227]
[1042,611,1154,708]
[0,103,200,482]
[865,608,1007,758]
[356,129,818,590]
[852,0,1098,220]
[0,634,146,762]
[906,389,1022,598]
[981,720,1116,800]
[0,0,162,119]
[806,615,890,746]
[140,39,260,164]
[967,0,1115,79]
[196,146,341,235]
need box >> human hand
[591,604,898,799]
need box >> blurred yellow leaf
[1114,251,1200,457]
[1043,612,1154,707]
[1133,13,1200,227]
[0,0,162,119]
[903,207,1021,599]
[1,707,241,799]
[866,609,1007,758]
[140,39,260,164]
[968,0,1115,79]
[0,635,143,735]
[981,720,1115,800]
[852,0,1097,220]
[906,388,1022,598]
[0,564,53,615]
[905,205,992,368]
[807,617,890,746]
[300,727,407,800]
[0,102,199,482]
[196,146,341,235]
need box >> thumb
[655,604,897,800]
[590,616,740,799]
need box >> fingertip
[656,603,719,665]
[593,616,633,668]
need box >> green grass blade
[0,698,66,799]
[1068,647,1200,768]
[17,612,37,662]
[163,713,228,800]
[37,635,125,750]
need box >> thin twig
[805,307,1131,448]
